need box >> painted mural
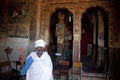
[8,0,30,24]
[7,24,29,38]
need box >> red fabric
[81,27,92,56]
[59,61,69,66]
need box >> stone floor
[1,69,106,80]
[82,72,106,80]
[54,72,106,80]
[82,77,105,80]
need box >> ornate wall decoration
[38,0,117,61]
[29,0,37,41]
[7,24,29,38]
[8,0,30,24]
[41,2,77,43]
[40,0,114,43]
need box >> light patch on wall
[5,37,29,61]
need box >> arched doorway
[49,8,73,68]
[81,7,109,73]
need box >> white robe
[26,51,53,80]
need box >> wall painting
[7,24,29,38]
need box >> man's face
[36,46,45,53]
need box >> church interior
[0,0,120,80]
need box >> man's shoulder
[30,51,36,54]
[43,51,51,58]
[43,51,49,55]
[27,51,37,57]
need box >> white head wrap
[35,39,46,48]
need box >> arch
[45,5,75,44]
[49,8,73,68]
[80,5,110,19]
[49,7,74,19]
[43,5,75,45]
[80,6,109,73]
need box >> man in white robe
[19,39,53,80]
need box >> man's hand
[19,55,25,66]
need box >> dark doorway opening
[81,7,109,73]
[49,8,73,68]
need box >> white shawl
[26,51,53,80]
